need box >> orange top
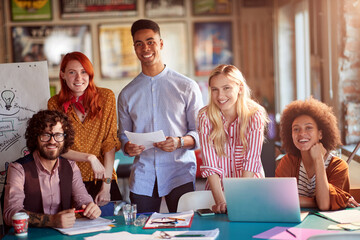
[276,153,351,210]
[48,87,121,181]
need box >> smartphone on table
[197,208,215,216]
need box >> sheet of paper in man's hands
[125,130,166,150]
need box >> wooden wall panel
[240,7,275,111]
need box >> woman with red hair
[48,52,121,210]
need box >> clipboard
[143,210,194,229]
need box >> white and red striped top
[197,109,265,189]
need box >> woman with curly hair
[276,97,359,210]
[198,64,268,213]
[48,52,121,210]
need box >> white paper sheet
[125,130,166,150]
[54,217,114,235]
[85,232,153,240]
[318,208,360,224]
[153,228,220,240]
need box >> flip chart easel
[0,61,50,224]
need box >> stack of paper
[54,217,113,235]
[143,210,194,229]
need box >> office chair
[177,190,215,212]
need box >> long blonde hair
[200,64,268,157]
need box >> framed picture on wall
[11,25,92,79]
[60,0,137,18]
[194,22,233,76]
[99,23,140,79]
[10,0,52,21]
[145,0,185,17]
[159,22,189,75]
[192,0,232,16]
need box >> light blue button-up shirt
[118,66,203,197]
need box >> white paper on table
[125,130,166,150]
[318,209,360,224]
[84,231,153,240]
[54,217,114,235]
[152,228,220,240]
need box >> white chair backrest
[177,190,215,212]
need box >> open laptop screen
[223,177,301,223]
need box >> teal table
[3,212,338,240]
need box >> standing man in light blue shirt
[117,19,203,213]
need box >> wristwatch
[103,178,111,184]
[178,137,184,149]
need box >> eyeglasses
[39,133,66,142]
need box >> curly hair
[25,110,75,153]
[280,97,341,157]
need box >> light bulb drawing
[1,90,15,111]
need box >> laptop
[223,177,301,223]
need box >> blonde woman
[198,64,269,213]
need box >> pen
[74,209,85,213]
[174,234,205,237]
[286,228,296,238]
[168,217,185,221]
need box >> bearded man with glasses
[3,110,101,229]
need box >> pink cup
[12,212,29,236]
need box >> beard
[38,143,64,160]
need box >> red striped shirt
[197,109,265,189]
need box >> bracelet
[178,137,184,148]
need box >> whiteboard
[0,61,50,171]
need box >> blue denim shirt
[118,66,203,197]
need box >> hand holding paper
[125,130,166,151]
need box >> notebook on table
[223,177,301,223]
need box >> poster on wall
[11,25,92,79]
[60,0,137,18]
[11,0,52,21]
[145,0,185,17]
[192,0,232,16]
[0,61,50,199]
[159,22,188,75]
[99,24,140,79]
[194,22,233,76]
